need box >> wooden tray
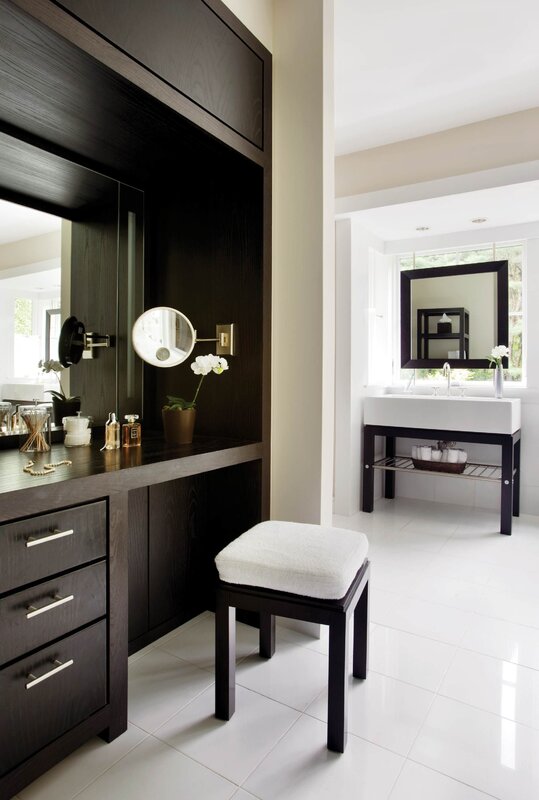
[412,458,467,474]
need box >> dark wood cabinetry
[128,460,262,653]
[55,0,265,148]
[0,0,271,794]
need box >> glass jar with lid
[0,401,12,434]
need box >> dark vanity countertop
[0,433,263,521]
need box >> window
[398,243,524,383]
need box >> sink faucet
[442,362,451,395]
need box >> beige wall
[219,0,273,51]
[0,231,61,274]
[271,0,335,524]
[336,107,539,198]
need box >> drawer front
[0,561,107,666]
[0,620,107,777]
[0,501,106,594]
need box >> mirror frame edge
[400,260,509,370]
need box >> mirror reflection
[0,199,69,420]
[411,271,496,360]
[401,260,509,369]
[132,307,196,367]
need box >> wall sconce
[131,307,236,368]
[58,316,113,366]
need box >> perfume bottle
[102,412,120,450]
[122,414,141,447]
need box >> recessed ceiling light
[415,226,430,231]
[472,217,487,224]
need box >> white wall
[334,219,390,515]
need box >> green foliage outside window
[399,244,523,383]
[14,298,32,336]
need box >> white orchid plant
[487,345,510,368]
[163,354,229,411]
[38,359,79,402]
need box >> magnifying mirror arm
[195,323,235,356]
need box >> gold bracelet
[23,459,73,477]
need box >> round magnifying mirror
[132,307,196,367]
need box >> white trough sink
[364,395,521,435]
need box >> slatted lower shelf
[373,456,506,482]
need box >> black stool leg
[328,612,348,752]
[259,612,275,658]
[215,592,236,720]
[353,581,369,679]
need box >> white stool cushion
[215,520,369,600]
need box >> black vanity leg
[328,613,348,753]
[501,438,514,535]
[513,438,521,517]
[215,593,236,719]
[353,582,369,679]
[362,426,375,512]
[385,436,395,499]
[259,612,275,658]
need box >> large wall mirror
[400,260,509,369]
[0,130,144,441]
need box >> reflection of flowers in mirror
[38,359,78,401]
[163,354,229,411]
[487,345,510,367]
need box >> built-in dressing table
[0,435,263,797]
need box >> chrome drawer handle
[26,528,74,548]
[26,659,74,689]
[26,594,74,619]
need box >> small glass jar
[18,405,51,453]
[0,401,12,434]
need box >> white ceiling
[355,180,539,240]
[335,0,539,155]
[0,267,61,294]
[0,199,62,245]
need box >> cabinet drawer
[0,620,107,777]
[0,561,107,666]
[0,501,106,594]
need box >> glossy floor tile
[410,695,539,800]
[18,501,539,800]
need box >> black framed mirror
[400,260,509,369]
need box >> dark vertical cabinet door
[128,488,149,643]
[148,480,190,630]
[55,0,265,148]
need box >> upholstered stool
[214,520,370,752]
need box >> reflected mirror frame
[400,260,509,369]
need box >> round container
[18,405,51,453]
[0,401,12,433]
[63,413,91,434]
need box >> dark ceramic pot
[162,408,196,445]
[52,397,81,426]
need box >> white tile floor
[17,498,539,800]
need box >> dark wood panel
[0,620,107,776]
[147,149,263,442]
[0,560,106,665]
[69,186,120,426]
[148,481,189,628]
[128,488,148,643]
[0,130,119,218]
[0,500,106,594]
[55,0,264,147]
